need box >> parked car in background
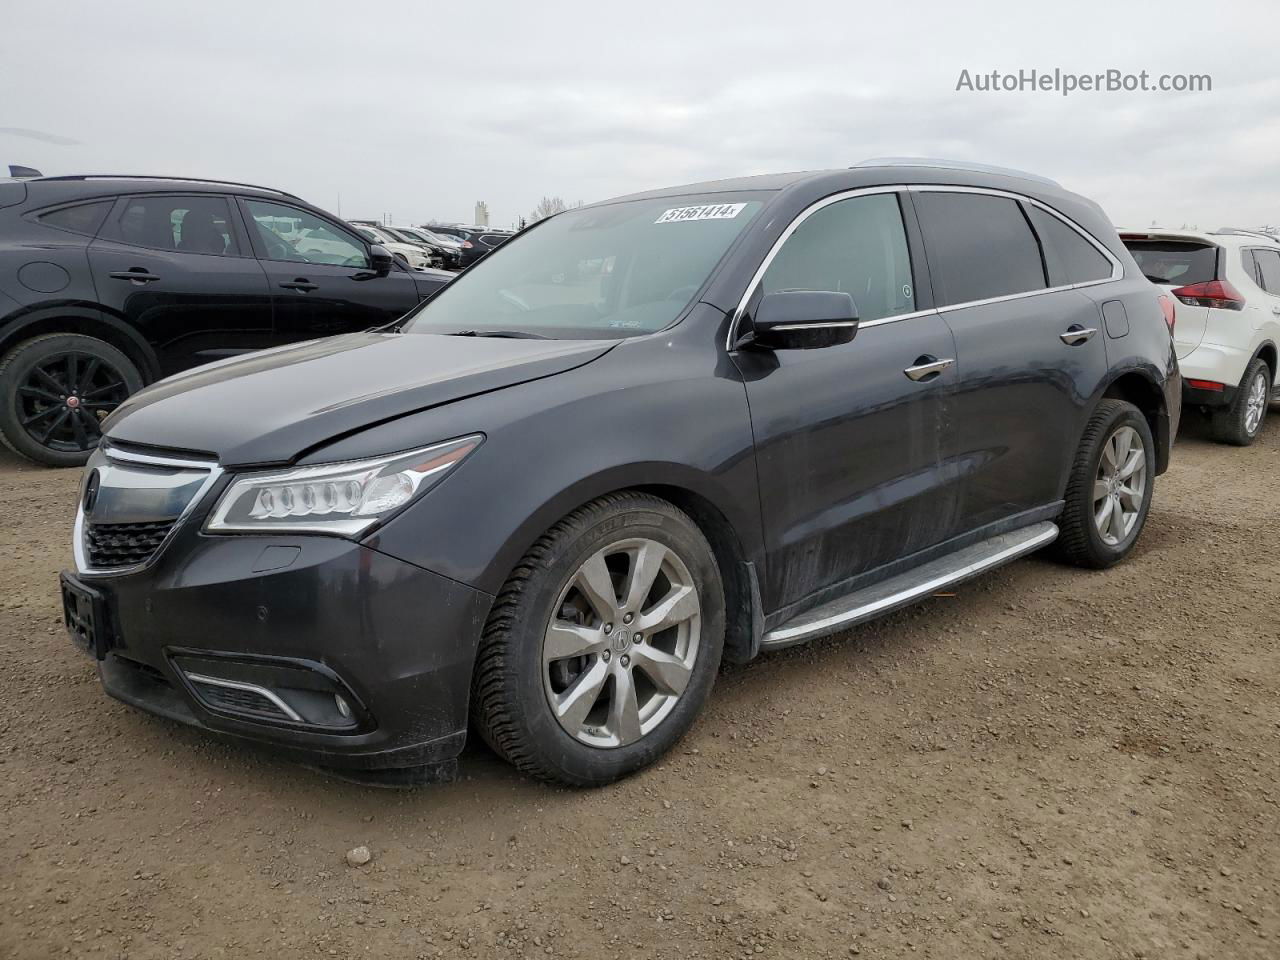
[385,226,463,270]
[61,160,1178,787]
[424,224,514,268]
[1121,228,1279,445]
[352,224,438,271]
[0,175,452,466]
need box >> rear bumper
[1178,341,1251,406]
[74,532,492,770]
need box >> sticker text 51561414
[654,203,747,224]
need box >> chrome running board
[761,521,1059,650]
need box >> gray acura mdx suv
[60,160,1180,786]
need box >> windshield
[400,194,766,339]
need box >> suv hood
[105,333,617,466]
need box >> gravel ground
[1,415,1277,959]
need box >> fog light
[334,693,351,718]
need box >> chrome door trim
[725,182,1124,351]
[906,183,1124,284]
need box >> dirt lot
[1,417,1277,960]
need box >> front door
[87,193,274,376]
[733,191,960,611]
[238,198,425,342]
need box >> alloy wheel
[1093,424,1147,547]
[1244,370,1268,436]
[542,538,701,748]
[16,351,129,453]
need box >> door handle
[108,269,161,284]
[1059,325,1098,345]
[1271,306,1280,316]
[903,356,955,382]
[279,279,318,292]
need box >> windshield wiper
[446,329,551,339]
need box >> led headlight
[205,435,482,536]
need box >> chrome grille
[74,443,221,576]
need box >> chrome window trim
[182,672,304,722]
[726,182,1124,350]
[74,443,223,579]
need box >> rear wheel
[471,493,724,786]
[0,334,142,467]
[1211,358,1270,446]
[1053,399,1155,569]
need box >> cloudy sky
[5,0,1279,231]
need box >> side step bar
[761,521,1059,651]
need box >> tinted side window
[37,200,113,237]
[1255,250,1280,293]
[1026,206,1112,285]
[101,195,239,256]
[915,192,1046,305]
[243,199,369,268]
[1241,249,1259,283]
[761,193,915,322]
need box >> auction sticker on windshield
[655,203,748,224]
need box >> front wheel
[1053,399,1155,569]
[471,493,725,786]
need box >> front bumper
[71,530,492,771]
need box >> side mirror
[369,244,394,278]
[749,290,859,349]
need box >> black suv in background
[62,161,1179,787]
[424,224,514,268]
[0,176,453,466]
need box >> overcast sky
[5,1,1279,231]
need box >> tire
[1210,357,1270,446]
[471,492,725,787]
[1053,399,1155,569]
[0,334,143,468]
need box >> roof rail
[33,174,300,199]
[852,157,1061,188]
[1210,227,1280,243]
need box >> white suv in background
[1121,229,1279,445]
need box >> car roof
[20,175,302,204]
[590,159,1092,212]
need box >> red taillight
[1170,279,1245,310]
[462,240,473,248]
[1157,294,1176,333]
[1186,379,1224,392]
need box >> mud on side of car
[59,160,1180,787]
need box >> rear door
[87,193,274,376]
[913,188,1114,530]
[1120,236,1219,359]
[734,190,960,609]
[238,197,425,342]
